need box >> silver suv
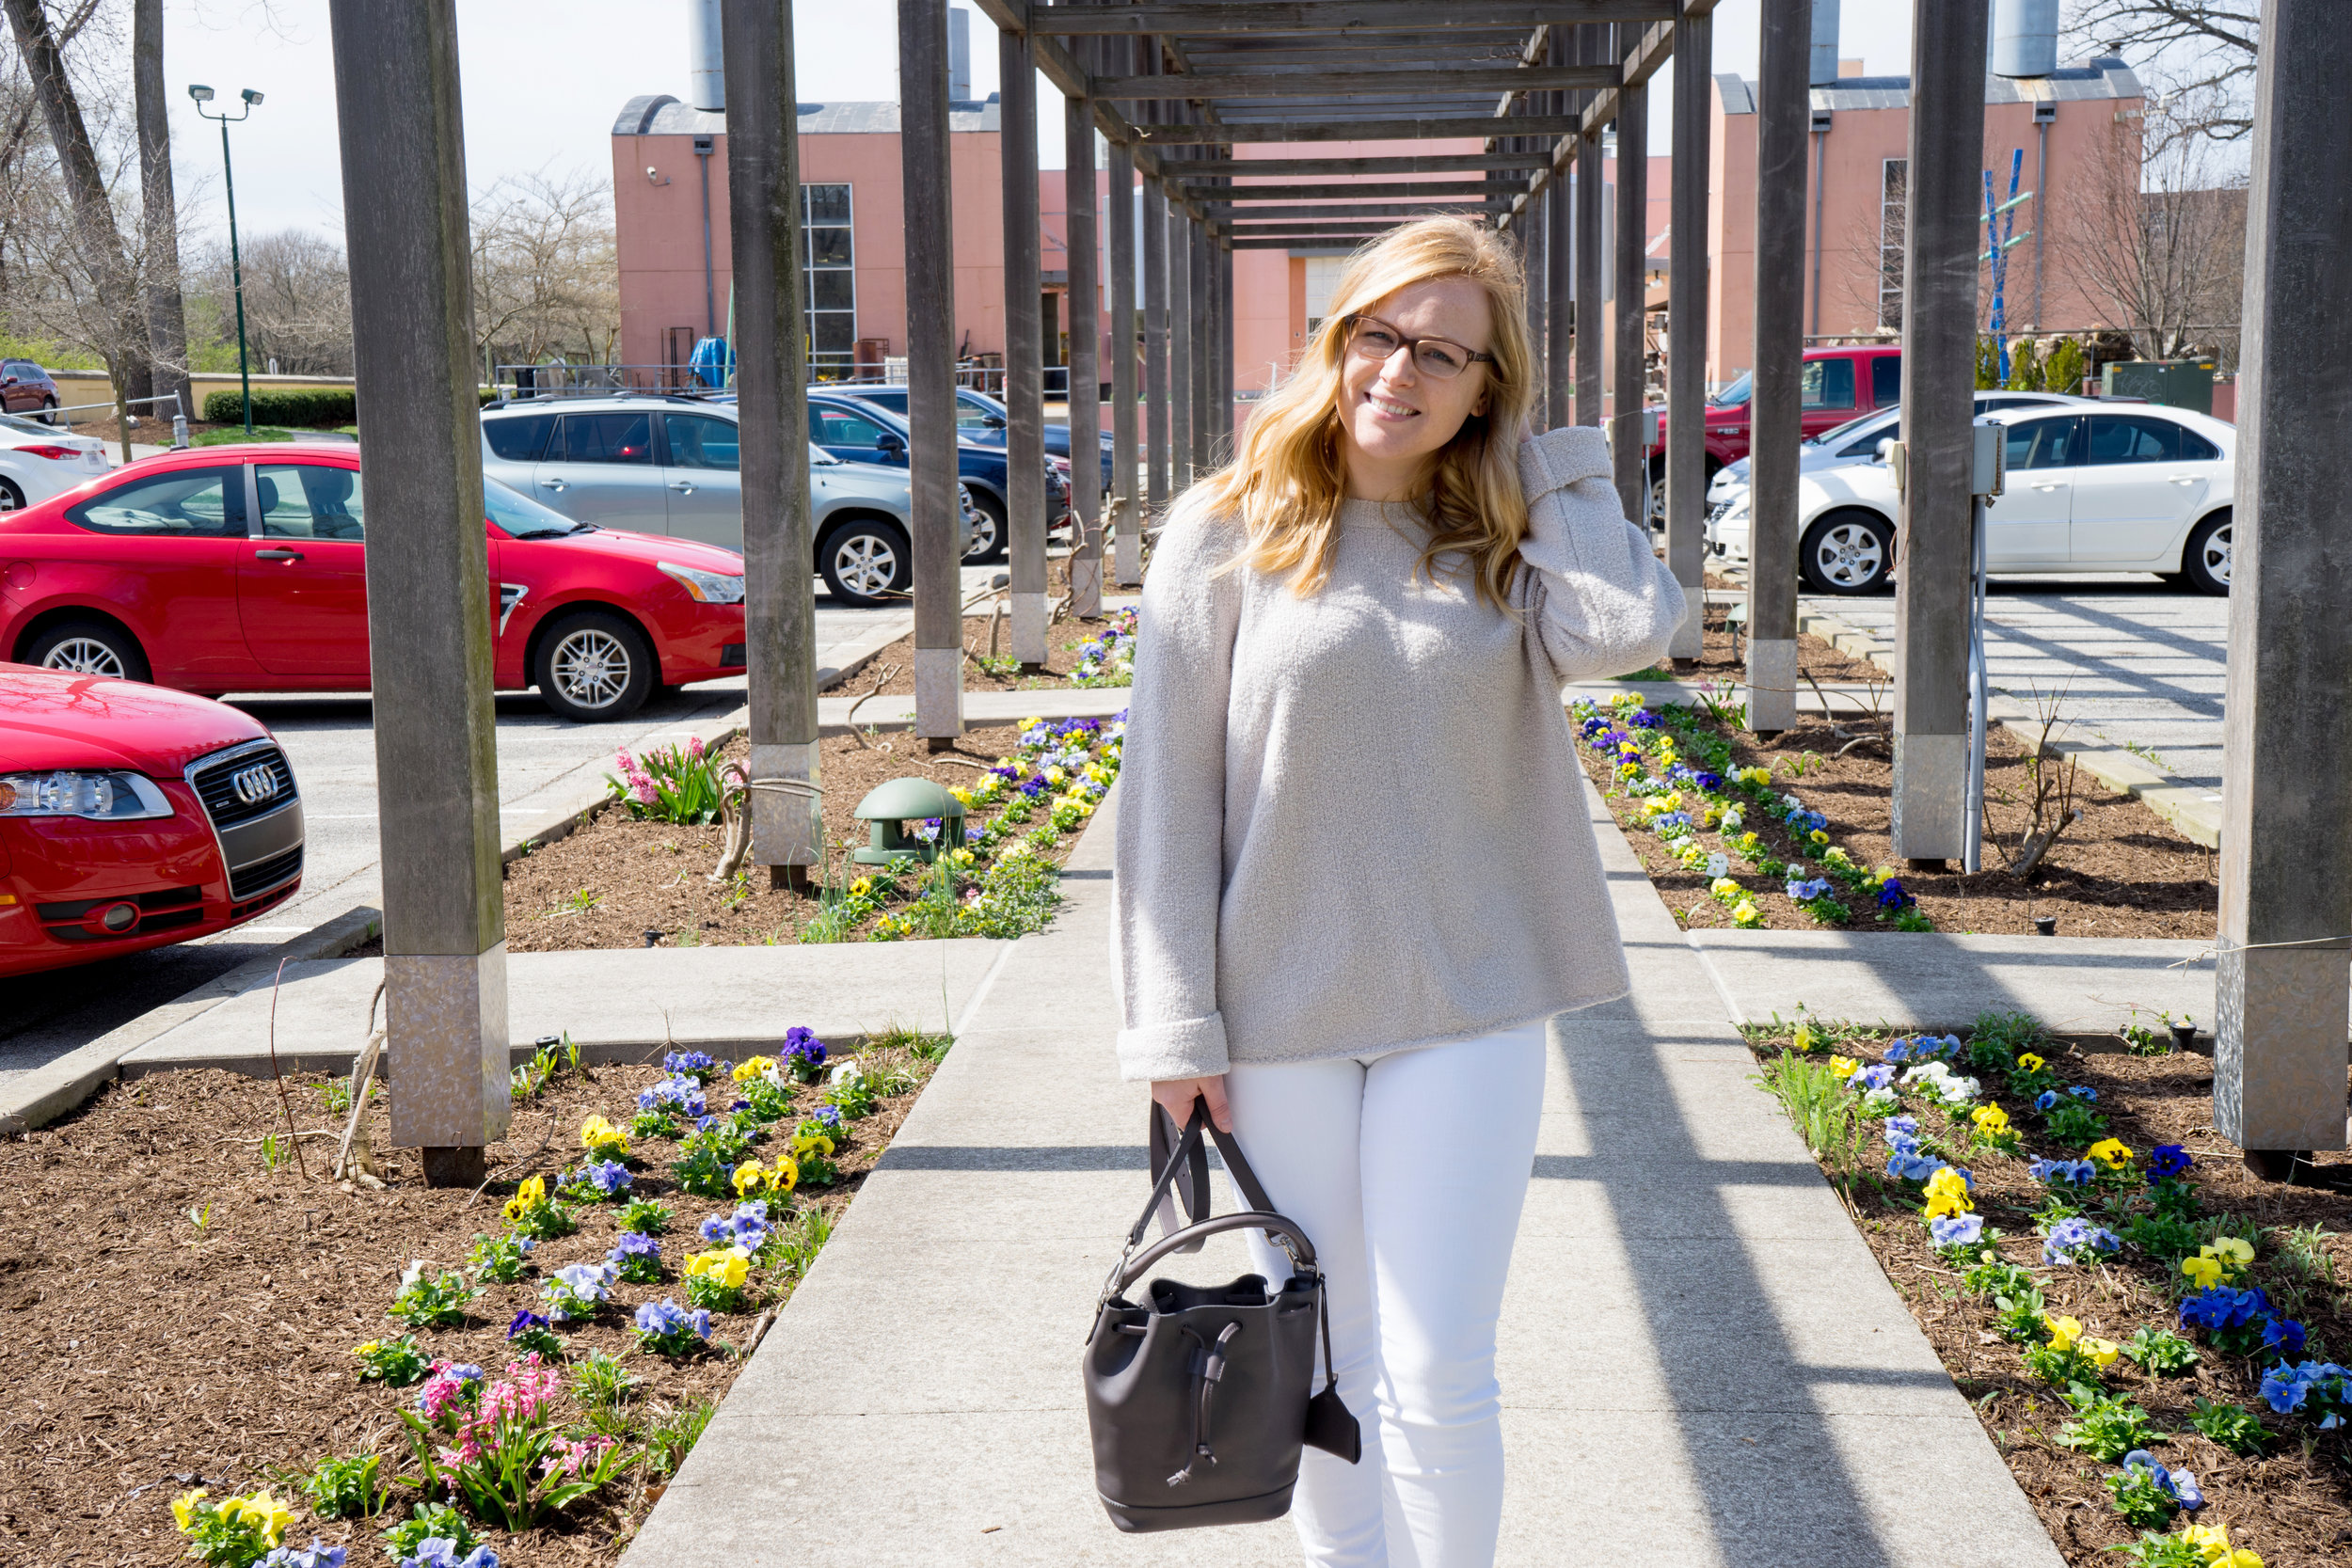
[479,393,973,607]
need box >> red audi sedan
[0,442,748,721]
[0,663,303,977]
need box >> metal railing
[44,391,191,456]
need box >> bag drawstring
[1166,1321,1243,1486]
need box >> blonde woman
[1113,217,1686,1565]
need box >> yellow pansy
[2208,1235,2254,1270]
[1018,716,1042,730]
[849,876,874,897]
[1792,1022,1816,1053]
[2181,1254,2224,1290]
[1710,878,1742,898]
[1044,766,1066,784]
[1732,901,1763,927]
[580,1114,628,1156]
[2087,1137,2135,1168]
[686,1246,752,1289]
[1808,829,1830,845]
[172,1489,208,1529]
[2211,1553,2264,1568]
[733,1055,778,1083]
[1970,1104,2010,1134]
[2083,1337,2122,1368]
[792,1132,835,1161]
[1828,1056,1859,1081]
[2181,1523,2233,1558]
[1740,832,1762,850]
[502,1174,548,1224]
[949,786,973,807]
[2044,1314,2083,1353]
[222,1490,292,1547]
[1922,1167,1974,1218]
[732,1159,780,1196]
[2015,1053,2045,1072]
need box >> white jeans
[1224,1022,1548,1568]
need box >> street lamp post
[189,85,262,436]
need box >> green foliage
[2271,1222,2338,1284]
[770,1203,834,1282]
[1966,1010,2045,1075]
[630,1107,685,1141]
[399,1402,634,1532]
[2120,1211,2202,1266]
[672,1142,739,1200]
[382,1500,479,1560]
[2056,1395,2159,1463]
[2044,337,2089,397]
[607,740,728,825]
[171,1492,279,1567]
[642,1399,718,1481]
[2185,1397,2268,1455]
[1754,1050,1864,1176]
[617,1196,674,1235]
[298,1452,386,1519]
[572,1350,639,1437]
[2121,1325,2200,1377]
[2104,1530,2209,1568]
[2105,1464,2178,1529]
[1976,335,2002,389]
[2005,337,2046,391]
[203,387,357,427]
[467,1230,535,1284]
[353,1333,432,1386]
[320,1078,352,1116]
[2043,1098,2110,1148]
[389,1265,480,1329]
[190,426,297,446]
[1963,1255,2037,1302]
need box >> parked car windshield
[485,475,593,539]
[1810,409,1891,449]
[1708,372,1750,407]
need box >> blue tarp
[690,336,734,389]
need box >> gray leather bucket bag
[1083,1098,1361,1533]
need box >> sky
[151,0,1924,246]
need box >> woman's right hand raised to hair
[1152,1075,1232,1134]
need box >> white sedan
[1704,390,2097,511]
[1707,404,2238,595]
[0,412,109,513]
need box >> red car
[0,441,747,722]
[1647,344,1905,495]
[0,663,303,976]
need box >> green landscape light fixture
[191,83,262,436]
[850,777,966,865]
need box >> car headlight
[658,562,746,605]
[0,769,173,820]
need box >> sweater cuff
[1116,1012,1232,1083]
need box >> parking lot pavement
[0,568,1005,1084]
[1805,576,2228,795]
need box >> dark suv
[0,360,61,422]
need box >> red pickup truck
[1649,343,1902,492]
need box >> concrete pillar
[1144,176,1170,515]
[1665,7,1712,661]
[722,0,821,883]
[1745,0,1810,736]
[1065,89,1103,617]
[998,22,1048,663]
[2215,0,2352,1163]
[1169,203,1193,486]
[1190,218,1213,472]
[898,0,961,745]
[1611,60,1649,525]
[1216,239,1234,454]
[1574,27,1604,428]
[1524,157,1547,431]
[326,0,507,1184]
[1547,31,1573,433]
[1888,0,1990,854]
[1108,136,1140,587]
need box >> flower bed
[854,603,1135,695]
[1570,691,2218,939]
[503,715,1120,952]
[0,1027,947,1565]
[1747,1012,2352,1566]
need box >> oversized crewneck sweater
[1111,425,1692,1082]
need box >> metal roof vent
[1992,0,2060,79]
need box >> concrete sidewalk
[625,784,2064,1565]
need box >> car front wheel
[533,609,655,722]
[962,491,1007,562]
[1799,511,1895,594]
[2182,511,2231,595]
[0,476,25,513]
[818,517,913,607]
[25,619,153,683]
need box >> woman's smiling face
[1335,274,1494,499]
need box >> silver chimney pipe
[1991,0,2059,78]
[687,0,724,112]
[1809,0,1841,87]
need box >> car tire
[24,619,152,683]
[818,517,913,607]
[0,476,25,513]
[962,491,1008,562]
[40,397,58,427]
[1799,511,1896,595]
[533,609,655,722]
[2181,510,2231,595]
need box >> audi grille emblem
[230,763,280,806]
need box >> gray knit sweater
[1111,425,1690,1082]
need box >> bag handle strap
[1127,1097,1277,1252]
[1116,1211,1319,1291]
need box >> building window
[803,183,855,372]
[1303,255,1348,339]
[1878,159,1907,333]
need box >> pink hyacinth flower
[688,735,705,760]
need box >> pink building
[1706,55,2146,382]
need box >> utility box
[2101,359,2216,415]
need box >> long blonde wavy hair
[1192,216,1535,608]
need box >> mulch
[847,612,1118,700]
[1743,1018,2352,1567]
[0,1042,942,1565]
[1577,702,2217,940]
[503,724,1080,951]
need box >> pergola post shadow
[2214,0,2352,1168]
[1743,0,1806,736]
[1066,82,1104,617]
[1610,23,1648,524]
[1888,0,1990,860]
[1664,3,1711,660]
[898,0,964,749]
[326,0,507,1185]
[1000,21,1050,666]
[723,0,822,889]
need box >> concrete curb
[0,902,383,1133]
[1792,604,2224,847]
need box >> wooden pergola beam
[1095,65,1614,99]
[1025,2,1677,35]
[1209,199,1513,222]
[1154,152,1550,177]
[1133,112,1588,144]
[1184,180,1526,202]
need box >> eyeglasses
[1341,313,1495,381]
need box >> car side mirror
[876,432,905,453]
[982,413,1006,429]
[1875,438,1895,465]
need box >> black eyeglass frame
[1339,312,1496,379]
